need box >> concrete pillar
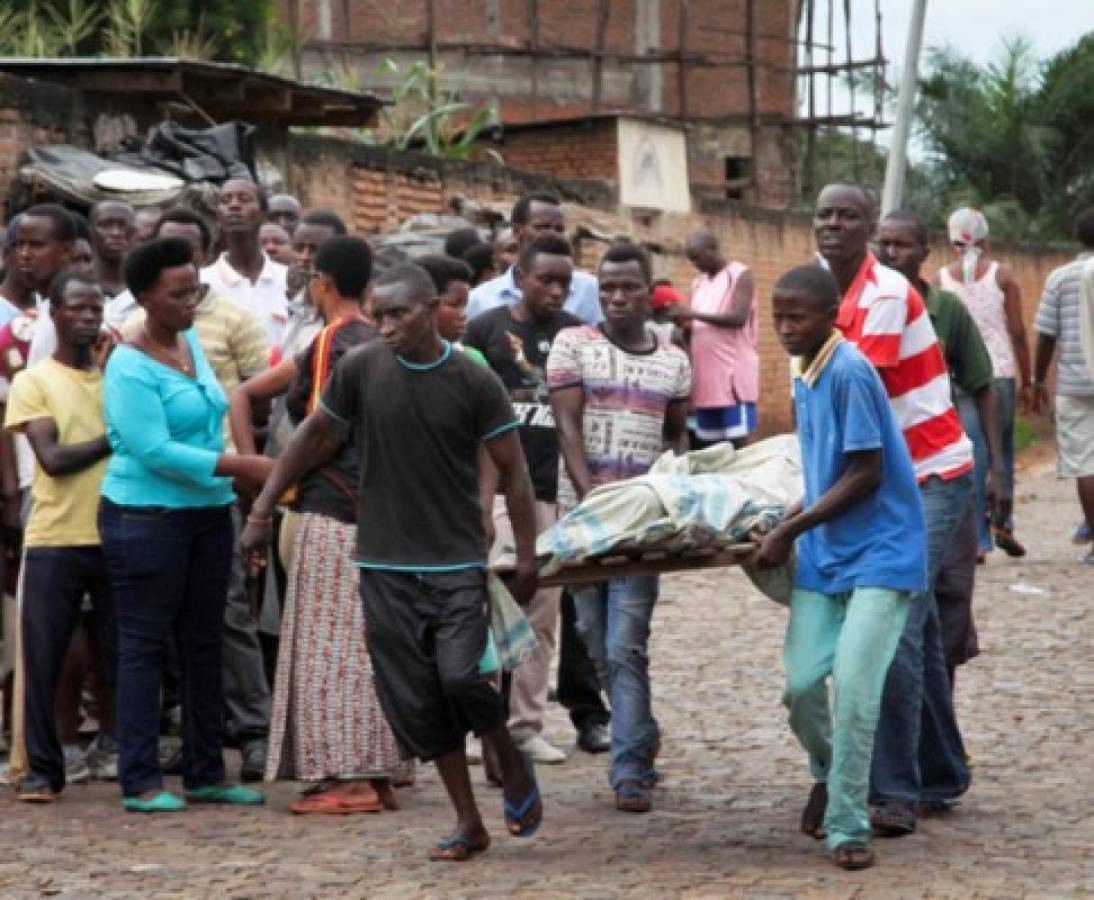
[317,0,332,41]
[634,0,663,113]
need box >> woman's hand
[240,513,273,568]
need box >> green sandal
[185,784,266,805]
[123,791,187,813]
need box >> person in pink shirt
[678,231,759,448]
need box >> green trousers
[782,586,911,849]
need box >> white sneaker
[63,745,91,784]
[517,734,567,764]
[87,734,119,781]
[466,737,483,764]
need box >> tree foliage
[915,34,1094,242]
[796,33,1094,243]
[0,0,274,66]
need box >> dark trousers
[99,500,232,797]
[359,567,505,761]
[222,505,270,745]
[935,497,981,685]
[556,588,610,730]
[21,546,115,792]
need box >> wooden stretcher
[495,542,757,588]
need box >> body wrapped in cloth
[528,435,803,604]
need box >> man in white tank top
[935,208,1032,558]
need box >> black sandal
[870,800,917,837]
[800,782,827,839]
[831,841,875,870]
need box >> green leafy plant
[42,0,102,55]
[103,0,153,57]
[1,0,274,65]
[253,17,294,76]
[374,59,498,161]
[163,16,220,62]
[1,1,65,56]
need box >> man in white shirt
[467,192,603,326]
[200,179,289,349]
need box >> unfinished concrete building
[279,0,803,208]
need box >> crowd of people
[0,172,1090,871]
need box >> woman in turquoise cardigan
[100,237,272,813]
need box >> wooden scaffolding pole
[746,0,760,202]
[526,0,539,120]
[677,0,690,121]
[591,0,610,113]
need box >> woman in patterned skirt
[231,237,404,813]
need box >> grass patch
[1014,412,1046,452]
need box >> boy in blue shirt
[755,265,927,870]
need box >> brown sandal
[288,786,383,815]
[832,841,875,870]
[800,782,827,839]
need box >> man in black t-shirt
[243,263,543,862]
[464,234,580,765]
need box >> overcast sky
[804,0,1088,120]
[800,0,1089,156]
[868,1,1083,69]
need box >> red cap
[651,283,685,310]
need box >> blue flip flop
[503,754,542,838]
[429,833,490,861]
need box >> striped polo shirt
[1034,253,1094,398]
[836,253,973,482]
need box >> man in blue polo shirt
[467,192,602,325]
[755,264,927,872]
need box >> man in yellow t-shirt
[3,270,114,803]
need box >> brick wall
[283,134,1073,437]
[482,119,619,183]
[0,75,96,221]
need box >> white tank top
[940,262,1015,378]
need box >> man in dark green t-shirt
[242,262,543,862]
[878,210,1001,690]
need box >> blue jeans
[956,392,994,553]
[958,379,1017,550]
[870,473,973,807]
[784,586,911,849]
[99,500,233,797]
[573,576,658,788]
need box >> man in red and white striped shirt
[813,183,974,838]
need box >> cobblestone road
[0,460,1090,898]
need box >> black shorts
[358,567,504,761]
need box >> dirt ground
[0,456,1090,899]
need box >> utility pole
[880,0,928,216]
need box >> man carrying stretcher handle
[547,242,691,814]
[755,264,927,871]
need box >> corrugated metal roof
[0,57,388,127]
